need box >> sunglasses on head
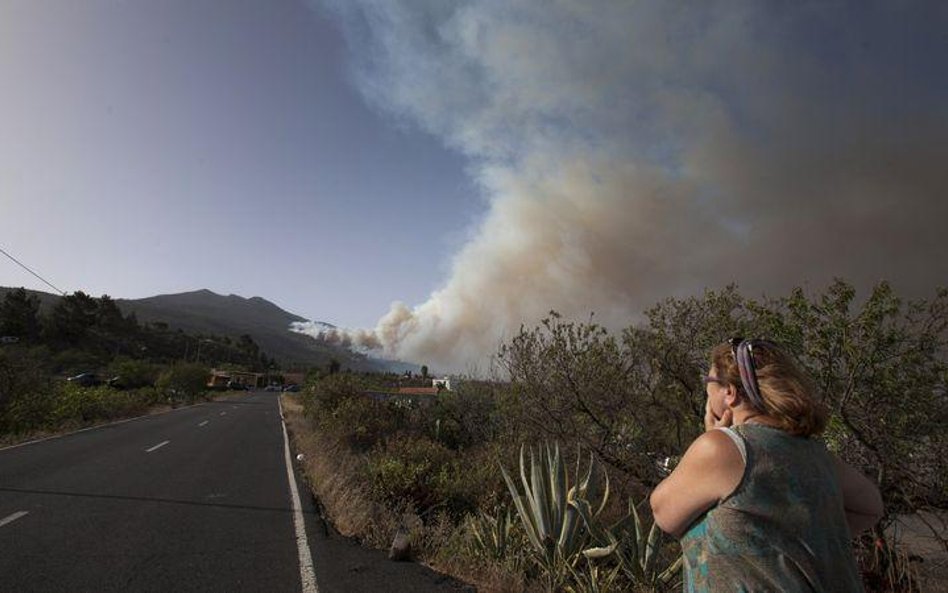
[727,336,767,411]
[730,336,763,370]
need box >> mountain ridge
[0,286,380,371]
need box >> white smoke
[300,0,948,371]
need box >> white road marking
[220,412,227,416]
[198,421,209,427]
[0,511,28,528]
[145,440,170,452]
[279,397,319,593]
[0,402,207,453]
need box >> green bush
[308,373,371,415]
[52,384,158,424]
[429,385,501,450]
[0,347,57,433]
[107,358,161,388]
[367,435,466,515]
[3,387,58,434]
[321,394,409,451]
[155,363,210,403]
[50,348,107,375]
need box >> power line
[0,245,67,296]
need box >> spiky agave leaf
[630,497,644,567]
[569,497,610,545]
[551,443,567,530]
[658,555,684,585]
[500,462,544,554]
[643,522,662,579]
[529,446,552,545]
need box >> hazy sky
[1,0,480,329]
[3,1,946,371]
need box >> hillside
[0,286,387,371]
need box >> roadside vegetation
[0,288,278,441]
[285,279,947,593]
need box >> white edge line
[198,421,209,427]
[0,402,207,453]
[145,440,170,453]
[220,412,227,416]
[0,511,29,528]
[279,396,319,593]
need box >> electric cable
[0,244,67,295]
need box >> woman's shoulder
[685,429,746,465]
[651,430,746,536]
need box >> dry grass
[431,556,540,593]
[281,393,399,548]
[279,392,540,593]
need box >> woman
[650,338,883,592]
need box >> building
[208,370,264,389]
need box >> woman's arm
[833,455,884,536]
[649,430,745,538]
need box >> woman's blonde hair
[711,341,828,437]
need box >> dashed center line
[198,420,209,427]
[145,440,170,453]
[0,511,29,528]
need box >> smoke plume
[298,0,948,371]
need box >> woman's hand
[704,399,733,431]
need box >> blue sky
[2,1,946,371]
[1,0,481,329]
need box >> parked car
[264,384,281,392]
[226,380,250,391]
[67,373,102,387]
[282,384,300,392]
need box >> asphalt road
[0,392,470,593]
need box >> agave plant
[564,562,622,593]
[500,443,610,590]
[466,504,516,562]
[573,496,683,592]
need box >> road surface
[0,392,469,593]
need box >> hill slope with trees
[0,286,380,371]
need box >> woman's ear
[724,385,740,408]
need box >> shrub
[50,348,107,375]
[107,358,161,389]
[155,363,210,403]
[3,386,58,435]
[52,384,157,424]
[328,395,408,451]
[366,435,458,515]
[0,347,57,433]
[308,373,371,415]
[430,384,502,450]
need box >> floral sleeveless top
[679,424,863,592]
